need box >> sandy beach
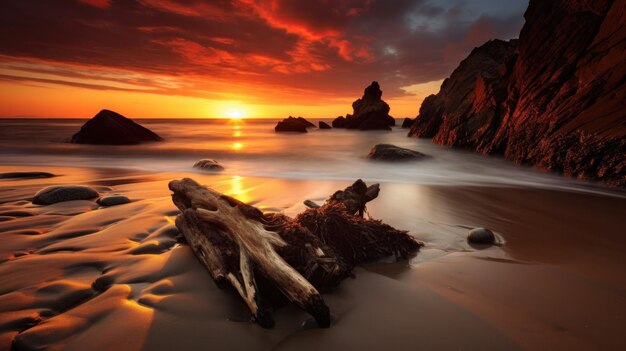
[1,163,624,350]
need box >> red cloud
[239,0,373,62]
[138,0,231,19]
[77,0,111,9]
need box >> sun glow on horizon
[229,109,244,119]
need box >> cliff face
[409,39,519,145]
[409,0,626,187]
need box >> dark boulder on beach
[401,118,414,129]
[343,82,395,131]
[275,116,315,133]
[409,0,626,187]
[193,159,224,171]
[467,228,496,245]
[366,144,426,161]
[70,109,163,145]
[97,195,130,207]
[33,185,99,205]
[319,121,331,129]
[332,116,346,128]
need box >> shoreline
[1,165,625,350]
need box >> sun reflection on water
[231,142,243,150]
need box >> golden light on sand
[228,175,251,203]
[164,216,175,225]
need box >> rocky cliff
[409,0,625,187]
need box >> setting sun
[229,109,244,119]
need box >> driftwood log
[169,178,421,328]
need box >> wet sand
[0,165,625,350]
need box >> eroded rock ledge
[409,0,626,187]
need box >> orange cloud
[0,0,526,118]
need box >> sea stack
[409,0,626,187]
[70,109,163,145]
[333,81,395,131]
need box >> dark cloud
[0,0,527,103]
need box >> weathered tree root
[169,178,422,328]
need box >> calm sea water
[0,118,621,196]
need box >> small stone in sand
[0,172,55,179]
[366,144,426,161]
[33,185,99,205]
[97,195,130,207]
[467,228,496,245]
[193,159,224,171]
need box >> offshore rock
[344,82,395,130]
[70,109,163,145]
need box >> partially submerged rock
[467,228,496,245]
[33,185,99,205]
[275,116,315,133]
[169,178,421,328]
[97,195,130,207]
[401,118,414,129]
[70,109,163,145]
[318,121,331,129]
[193,159,224,171]
[343,82,395,130]
[366,144,426,161]
[0,172,55,179]
[332,116,346,128]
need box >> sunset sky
[0,0,526,119]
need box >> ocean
[0,118,621,197]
